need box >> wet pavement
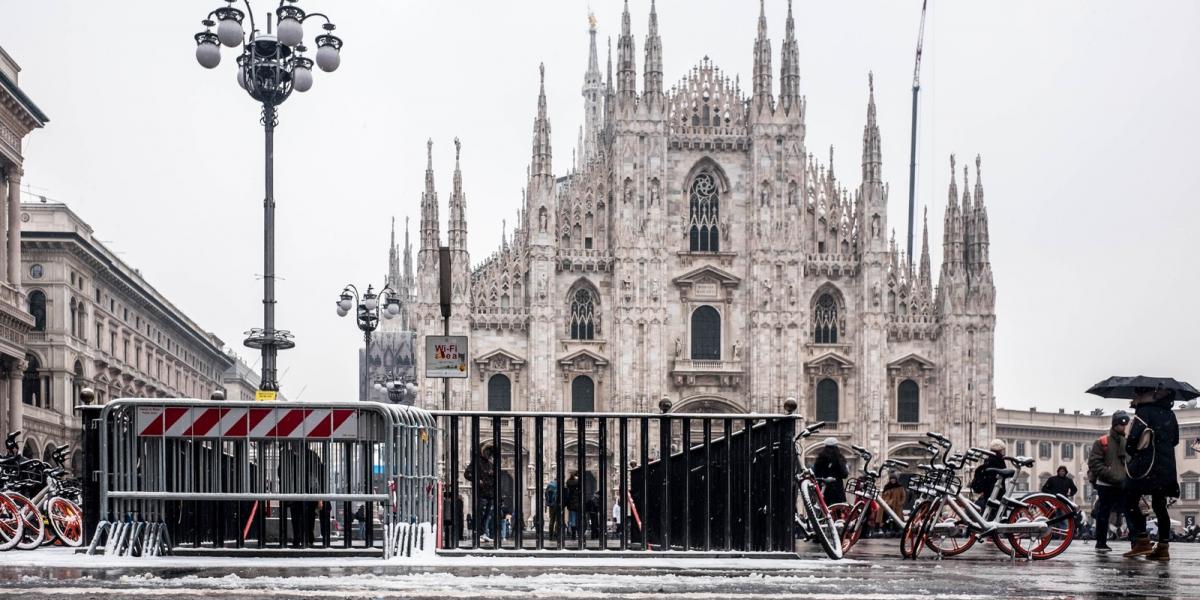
[0,538,1196,599]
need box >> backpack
[969,463,989,494]
[1125,415,1156,481]
[544,481,559,507]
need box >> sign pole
[439,246,453,412]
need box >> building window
[689,306,721,360]
[1016,441,1027,457]
[1182,480,1199,501]
[897,379,920,423]
[1187,442,1197,459]
[687,172,720,252]
[571,375,594,412]
[21,355,40,407]
[813,293,839,343]
[73,360,84,407]
[487,374,512,411]
[1062,443,1074,460]
[816,378,839,423]
[69,298,77,337]
[28,291,47,332]
[568,288,596,340]
[1039,442,1052,460]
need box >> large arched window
[690,306,721,360]
[813,294,839,344]
[569,288,596,340]
[487,374,512,411]
[28,291,46,332]
[22,354,40,407]
[73,360,85,408]
[816,378,839,423]
[571,375,594,412]
[688,173,720,252]
[897,380,920,423]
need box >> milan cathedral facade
[411,1,997,456]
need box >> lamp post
[336,284,402,400]
[194,0,343,392]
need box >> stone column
[6,167,20,286]
[9,358,24,439]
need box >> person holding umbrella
[1086,376,1198,561]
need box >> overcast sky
[1,1,1196,412]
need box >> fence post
[79,396,102,544]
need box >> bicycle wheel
[47,497,83,548]
[6,493,44,550]
[828,502,865,553]
[0,494,23,551]
[922,500,977,557]
[800,478,842,560]
[901,499,934,559]
[1004,494,1075,560]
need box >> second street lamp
[194,0,344,393]
[337,284,401,400]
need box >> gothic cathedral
[410,1,997,457]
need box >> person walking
[878,475,906,534]
[565,470,583,539]
[1042,466,1079,500]
[1087,410,1129,553]
[970,440,1008,513]
[812,438,849,505]
[544,477,561,538]
[1123,387,1180,560]
[464,444,498,543]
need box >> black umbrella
[1085,375,1200,401]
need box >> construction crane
[906,0,928,269]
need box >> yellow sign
[255,390,278,401]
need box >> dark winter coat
[1124,399,1180,497]
[464,455,497,500]
[812,446,850,505]
[1087,429,1127,487]
[565,473,583,512]
[1041,475,1078,498]
[971,454,1007,497]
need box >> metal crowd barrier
[435,410,798,556]
[83,399,437,558]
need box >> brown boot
[1147,541,1170,561]
[1123,534,1153,558]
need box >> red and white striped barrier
[135,406,358,439]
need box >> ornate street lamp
[372,371,419,404]
[337,284,402,400]
[194,0,343,392]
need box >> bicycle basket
[846,477,878,499]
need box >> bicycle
[792,421,842,560]
[903,432,1079,560]
[826,444,909,554]
[1,433,84,549]
[0,431,25,550]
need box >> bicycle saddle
[1007,456,1035,469]
[985,467,1015,479]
